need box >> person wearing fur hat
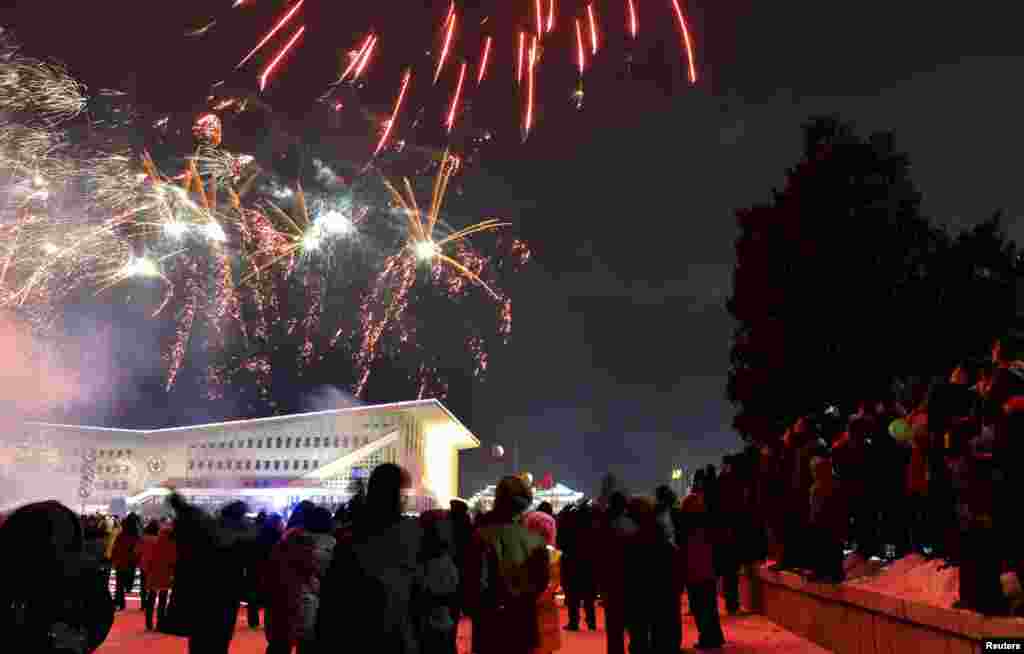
[463,476,550,654]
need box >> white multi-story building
[1,399,479,515]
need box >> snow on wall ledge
[741,563,1024,654]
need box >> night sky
[2,1,1023,497]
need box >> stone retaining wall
[741,566,1024,654]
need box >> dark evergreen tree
[728,116,931,443]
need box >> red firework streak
[374,69,412,157]
[670,0,697,83]
[627,0,638,38]
[535,0,544,36]
[351,35,377,80]
[434,9,457,84]
[522,36,537,141]
[547,0,556,32]
[338,34,374,83]
[259,25,305,91]
[236,0,304,69]
[575,18,585,75]
[446,61,468,133]
[477,35,492,84]
[587,4,598,55]
[517,31,526,84]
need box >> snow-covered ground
[843,554,961,609]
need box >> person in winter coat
[832,417,873,558]
[626,492,683,654]
[778,419,817,570]
[110,513,142,611]
[0,501,115,654]
[169,494,260,654]
[448,499,473,635]
[264,507,336,654]
[522,510,561,654]
[679,492,725,650]
[558,501,597,631]
[463,476,550,654]
[417,510,460,654]
[715,456,747,614]
[249,513,284,629]
[139,520,177,631]
[316,464,423,654]
[807,457,846,584]
[598,491,638,654]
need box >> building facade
[1,399,479,515]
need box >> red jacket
[140,528,177,591]
[110,531,141,569]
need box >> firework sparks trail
[628,0,638,38]
[587,4,598,55]
[337,35,372,83]
[575,19,585,74]
[670,0,697,83]
[547,0,556,32]
[164,259,201,391]
[351,35,377,80]
[535,0,544,36]
[259,25,305,91]
[517,31,526,84]
[1,31,528,403]
[433,9,456,85]
[373,69,412,157]
[446,61,467,133]
[477,36,492,84]
[236,0,304,69]
[523,37,537,141]
[353,154,513,396]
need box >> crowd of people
[712,337,1024,616]
[0,463,746,654]
[7,339,1024,654]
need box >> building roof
[28,399,480,450]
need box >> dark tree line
[728,116,1021,443]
